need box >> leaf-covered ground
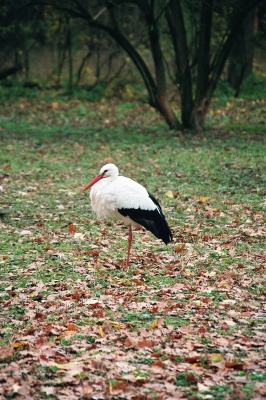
[0,98,266,399]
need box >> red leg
[126,224,132,268]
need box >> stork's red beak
[83,174,103,192]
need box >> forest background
[1,0,266,131]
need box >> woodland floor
[0,96,266,399]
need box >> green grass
[0,101,265,399]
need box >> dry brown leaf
[225,361,245,369]
[174,245,186,252]
[68,223,76,234]
[0,345,14,360]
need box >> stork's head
[83,164,119,192]
[99,164,119,178]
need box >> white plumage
[83,164,172,267]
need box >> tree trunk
[66,16,73,92]
[56,18,68,87]
[193,0,214,131]
[166,0,194,129]
[75,50,92,86]
[227,8,256,96]
[148,8,180,130]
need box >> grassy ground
[0,97,266,399]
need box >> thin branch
[154,0,172,26]
[91,7,108,22]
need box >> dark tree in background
[227,9,257,97]
[0,0,45,80]
[4,0,266,131]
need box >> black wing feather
[118,192,172,245]
[147,191,163,213]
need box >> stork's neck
[106,174,118,183]
[96,174,117,189]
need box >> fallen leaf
[111,381,128,392]
[186,373,198,383]
[165,190,174,198]
[138,339,155,348]
[204,270,216,277]
[198,382,210,392]
[12,341,28,348]
[184,268,194,276]
[150,319,158,329]
[199,196,209,203]
[132,278,145,286]
[174,245,186,252]
[0,345,14,360]
[99,326,104,337]
[68,223,76,234]
[221,323,230,331]
[105,157,114,163]
[74,232,85,240]
[67,323,79,331]
[62,330,76,337]
[225,361,244,369]
[224,319,236,326]
[82,385,93,395]
[210,353,223,362]
[111,321,126,329]
[229,246,235,257]
[41,386,56,395]
[220,299,236,306]
[48,361,83,375]
[20,230,32,235]
[198,327,207,333]
[12,384,21,393]
[185,355,200,363]
[52,101,59,109]
[164,382,178,392]
[116,361,135,373]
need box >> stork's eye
[102,169,108,176]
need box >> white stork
[83,164,172,267]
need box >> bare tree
[18,0,265,131]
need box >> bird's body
[90,175,150,221]
[83,164,172,267]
